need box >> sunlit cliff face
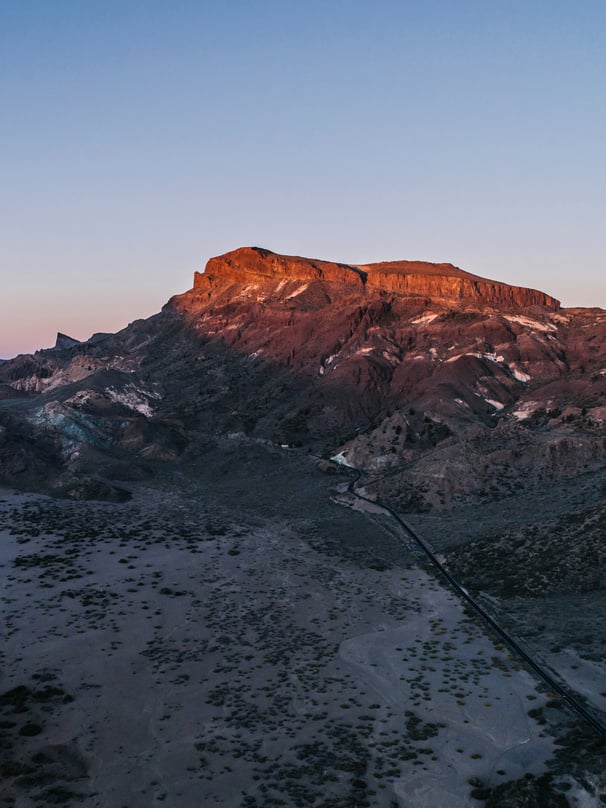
[183,246,560,311]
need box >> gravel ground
[0,442,601,806]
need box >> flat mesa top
[194,247,560,310]
[357,260,489,283]
[210,247,507,284]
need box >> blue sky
[1,1,605,357]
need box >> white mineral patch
[330,451,354,467]
[411,313,439,325]
[446,351,504,365]
[512,367,531,383]
[504,315,557,332]
[285,283,309,299]
[512,401,539,420]
[106,386,156,417]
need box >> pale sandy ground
[0,477,595,806]
[343,485,606,723]
[340,576,552,807]
[405,476,606,734]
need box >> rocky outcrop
[363,261,560,309]
[190,247,560,311]
[54,333,81,350]
[194,246,365,290]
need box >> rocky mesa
[0,245,604,513]
[2,246,606,808]
[184,246,560,311]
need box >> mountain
[1,245,605,504]
[3,246,606,805]
[53,332,81,351]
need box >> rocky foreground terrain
[1,247,606,805]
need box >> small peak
[55,333,81,350]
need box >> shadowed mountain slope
[0,246,604,507]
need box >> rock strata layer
[192,247,560,311]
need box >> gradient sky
[1,1,605,358]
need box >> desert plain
[2,440,604,807]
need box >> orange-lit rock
[186,247,560,311]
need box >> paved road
[347,469,606,738]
